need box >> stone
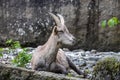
[78,60,86,67]
[63,48,70,52]
[0,0,119,51]
[83,56,100,61]
[91,49,97,54]
[0,64,88,80]
[81,52,86,56]
[1,47,120,79]
[85,51,91,55]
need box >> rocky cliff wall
[0,0,120,51]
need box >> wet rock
[78,60,86,67]
[83,56,100,61]
[86,61,96,66]
[80,51,86,56]
[91,50,97,54]
[85,51,91,55]
[0,48,120,79]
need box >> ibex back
[31,13,84,75]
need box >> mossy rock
[0,64,88,80]
[92,57,120,80]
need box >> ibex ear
[53,26,58,35]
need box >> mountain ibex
[31,13,85,76]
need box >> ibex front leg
[49,62,68,74]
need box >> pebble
[0,48,120,79]
[85,51,91,54]
[91,49,97,54]
[80,52,86,56]
[78,60,86,67]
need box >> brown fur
[31,13,85,76]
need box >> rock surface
[0,63,87,80]
[0,0,120,51]
[0,48,120,79]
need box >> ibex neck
[44,34,60,62]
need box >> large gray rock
[0,64,87,80]
[0,0,120,51]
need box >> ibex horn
[57,14,64,25]
[49,12,60,26]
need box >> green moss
[92,57,120,80]
[67,73,73,77]
[84,69,91,74]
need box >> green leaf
[101,20,107,28]
[6,39,21,49]
[107,17,119,27]
[118,20,120,24]
[112,17,119,25]
[107,18,115,27]
[6,39,13,44]
[67,73,72,77]
[0,53,3,57]
[12,48,32,67]
[12,41,21,49]
[0,48,4,52]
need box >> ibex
[31,13,85,76]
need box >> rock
[81,53,86,56]
[79,51,86,56]
[0,47,120,79]
[0,0,120,51]
[0,64,88,80]
[83,56,100,61]
[91,50,97,54]
[63,48,70,52]
[86,61,96,66]
[3,54,8,59]
[73,49,85,52]
[85,51,91,55]
[78,60,86,67]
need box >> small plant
[12,48,32,67]
[0,53,3,57]
[6,39,21,49]
[0,48,4,57]
[101,17,120,28]
[6,39,32,67]
[67,73,73,77]
[92,57,120,80]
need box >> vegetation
[6,39,32,67]
[101,17,120,28]
[6,39,21,49]
[0,48,4,57]
[92,57,120,80]
[12,48,32,67]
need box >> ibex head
[49,13,76,46]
